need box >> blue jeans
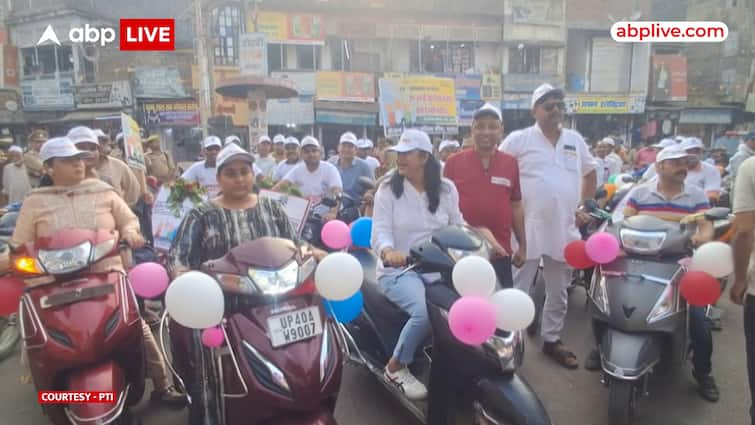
[378,272,431,366]
[689,305,712,375]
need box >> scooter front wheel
[608,378,635,425]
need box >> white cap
[258,135,272,144]
[115,132,124,143]
[653,138,676,149]
[656,146,692,163]
[674,135,685,143]
[40,137,94,162]
[439,140,461,152]
[284,136,300,146]
[339,132,358,145]
[67,126,99,146]
[357,138,374,149]
[216,143,254,172]
[531,83,564,108]
[681,137,704,151]
[93,129,107,139]
[301,136,320,149]
[273,134,286,144]
[8,145,22,154]
[389,129,434,154]
[204,136,222,149]
[597,137,615,147]
[224,135,241,146]
[473,102,502,121]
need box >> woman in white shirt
[371,129,465,401]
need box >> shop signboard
[651,55,687,102]
[378,75,457,131]
[21,77,75,110]
[143,100,200,126]
[74,81,132,109]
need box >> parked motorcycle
[12,228,146,425]
[588,207,731,425]
[163,236,342,425]
[343,225,552,425]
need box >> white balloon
[690,241,734,278]
[165,271,225,329]
[452,256,496,298]
[490,289,536,332]
[315,253,364,301]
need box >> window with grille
[211,5,243,66]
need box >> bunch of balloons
[564,232,620,269]
[680,241,733,306]
[320,217,374,250]
[608,174,633,190]
[316,252,364,323]
[448,256,535,346]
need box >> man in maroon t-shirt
[444,103,526,286]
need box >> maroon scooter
[13,229,145,425]
[164,237,342,425]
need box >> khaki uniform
[95,157,142,207]
[23,150,43,188]
[145,150,176,183]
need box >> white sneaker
[384,367,428,401]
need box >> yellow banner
[316,71,375,102]
[247,12,324,44]
[191,65,249,127]
[379,76,457,127]
[121,113,145,171]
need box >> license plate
[267,306,322,348]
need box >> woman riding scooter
[9,137,182,419]
[168,143,327,424]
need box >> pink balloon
[128,262,170,299]
[585,232,620,264]
[201,326,224,348]
[448,296,497,346]
[321,220,351,249]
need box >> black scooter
[340,225,551,425]
[588,207,731,425]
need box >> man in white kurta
[500,83,597,369]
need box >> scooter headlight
[591,274,610,315]
[37,241,92,275]
[481,331,524,373]
[248,258,315,296]
[647,284,675,324]
[619,229,666,255]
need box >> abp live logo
[37,19,175,51]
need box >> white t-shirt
[273,160,302,182]
[643,161,721,193]
[732,157,755,295]
[500,124,597,261]
[181,161,219,198]
[282,161,343,199]
[364,156,380,174]
[595,156,622,186]
[255,155,277,178]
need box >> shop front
[315,71,378,152]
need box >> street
[0,288,750,425]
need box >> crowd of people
[2,80,755,424]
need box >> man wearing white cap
[640,138,678,180]
[254,135,277,178]
[595,137,622,186]
[499,83,597,369]
[224,134,242,147]
[272,137,302,182]
[585,145,720,401]
[334,132,374,205]
[272,134,287,163]
[274,136,342,205]
[2,145,31,204]
[437,140,460,168]
[68,126,143,208]
[642,137,721,202]
[357,138,381,174]
[181,135,223,198]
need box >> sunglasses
[542,102,565,112]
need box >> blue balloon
[350,217,373,248]
[323,291,363,323]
